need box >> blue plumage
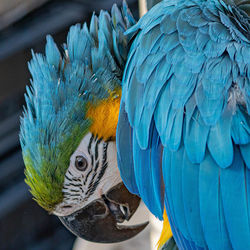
[199,151,231,250]
[117,103,139,195]
[182,151,206,247]
[169,144,190,240]
[133,123,164,218]
[220,146,250,249]
[117,0,250,248]
[184,98,210,163]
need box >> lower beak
[58,182,148,243]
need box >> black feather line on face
[65,175,73,182]
[94,160,100,172]
[85,136,101,194]
[88,142,109,197]
[88,134,94,155]
[95,138,102,160]
[84,135,95,185]
[64,182,82,187]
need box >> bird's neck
[86,89,121,141]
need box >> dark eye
[75,155,88,171]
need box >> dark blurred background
[0,1,138,249]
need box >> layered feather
[117,0,250,248]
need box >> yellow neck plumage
[86,89,121,141]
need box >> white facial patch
[54,132,122,216]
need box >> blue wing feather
[163,146,208,250]
[184,104,209,164]
[240,143,250,168]
[162,148,186,249]
[116,102,139,195]
[199,151,232,250]
[125,71,144,127]
[231,106,250,145]
[182,150,207,247]
[195,83,226,126]
[133,123,164,218]
[169,107,184,150]
[169,144,190,239]
[207,107,234,168]
[154,84,172,144]
[220,146,250,249]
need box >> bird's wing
[117,0,250,249]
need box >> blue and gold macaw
[117,0,250,249]
[20,0,250,249]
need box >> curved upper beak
[58,183,148,243]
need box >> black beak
[58,183,148,243]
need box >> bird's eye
[75,155,88,171]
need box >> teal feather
[195,31,210,50]
[220,146,250,249]
[169,144,190,240]
[164,106,184,151]
[161,32,179,53]
[133,123,164,218]
[195,83,226,125]
[160,15,177,34]
[182,151,206,247]
[240,143,250,168]
[162,147,179,239]
[199,151,232,250]
[45,36,61,68]
[116,102,139,195]
[136,62,172,149]
[231,106,250,144]
[207,108,234,168]
[154,84,172,144]
[184,104,209,164]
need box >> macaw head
[20,2,147,243]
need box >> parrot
[116,0,250,249]
[19,2,152,244]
